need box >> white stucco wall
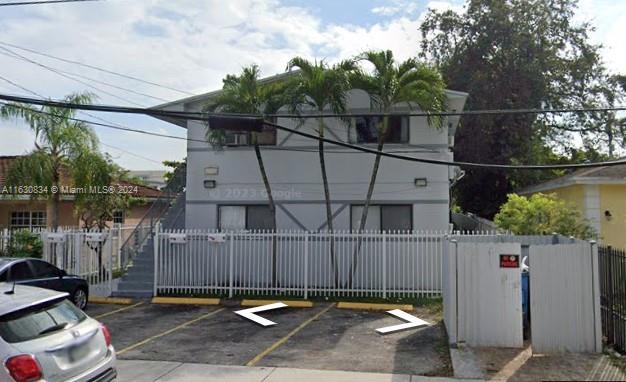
[182,89,467,231]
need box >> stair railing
[119,165,186,269]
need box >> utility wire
[2,95,626,170]
[101,142,164,165]
[3,92,626,121]
[0,51,170,103]
[0,0,99,6]
[0,41,194,96]
[0,46,146,106]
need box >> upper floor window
[10,211,47,229]
[223,126,277,146]
[351,115,409,144]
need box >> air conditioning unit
[224,133,249,146]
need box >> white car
[0,283,116,382]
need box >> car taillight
[4,354,42,382]
[101,324,112,347]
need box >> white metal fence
[154,229,461,298]
[1,227,130,297]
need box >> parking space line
[93,302,144,319]
[117,308,226,356]
[246,303,335,367]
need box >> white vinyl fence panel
[530,243,602,353]
[444,241,523,348]
[154,230,447,298]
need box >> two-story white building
[154,73,468,231]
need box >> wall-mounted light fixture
[605,210,612,221]
[204,180,217,189]
[205,166,219,176]
[414,178,428,187]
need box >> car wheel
[72,288,88,310]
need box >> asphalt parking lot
[85,300,451,377]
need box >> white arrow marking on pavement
[375,309,431,335]
[234,302,288,327]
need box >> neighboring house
[0,156,164,229]
[519,162,626,249]
[154,73,468,231]
[129,170,167,190]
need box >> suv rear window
[0,300,86,343]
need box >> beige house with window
[0,156,163,230]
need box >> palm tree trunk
[253,138,278,286]
[318,117,338,286]
[349,117,389,286]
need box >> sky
[0,0,625,171]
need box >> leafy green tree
[73,152,135,230]
[419,0,618,218]
[494,193,595,238]
[350,50,446,233]
[1,93,97,229]
[286,57,356,283]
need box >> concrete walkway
[116,360,475,382]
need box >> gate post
[228,232,234,298]
[304,231,309,300]
[153,223,160,297]
[590,240,603,352]
[382,230,387,299]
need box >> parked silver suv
[0,283,116,382]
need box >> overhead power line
[0,41,194,96]
[0,51,169,102]
[0,0,99,6]
[2,92,626,121]
[2,94,626,171]
[0,46,146,106]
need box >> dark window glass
[30,260,60,278]
[113,210,124,224]
[0,300,86,343]
[246,205,275,230]
[7,262,34,281]
[354,116,408,143]
[381,205,412,231]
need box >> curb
[240,299,314,308]
[89,296,135,305]
[336,302,413,311]
[152,297,221,305]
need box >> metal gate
[529,243,602,353]
[599,245,626,353]
[42,230,118,297]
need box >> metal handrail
[119,165,186,268]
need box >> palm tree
[349,50,446,281]
[205,65,286,229]
[204,65,287,283]
[286,57,356,284]
[1,93,98,229]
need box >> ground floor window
[218,205,275,230]
[350,204,412,231]
[10,211,47,229]
[113,210,125,224]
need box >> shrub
[494,193,596,239]
[7,230,43,258]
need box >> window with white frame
[112,210,124,224]
[350,115,409,144]
[350,205,412,231]
[218,205,275,230]
[10,211,47,229]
